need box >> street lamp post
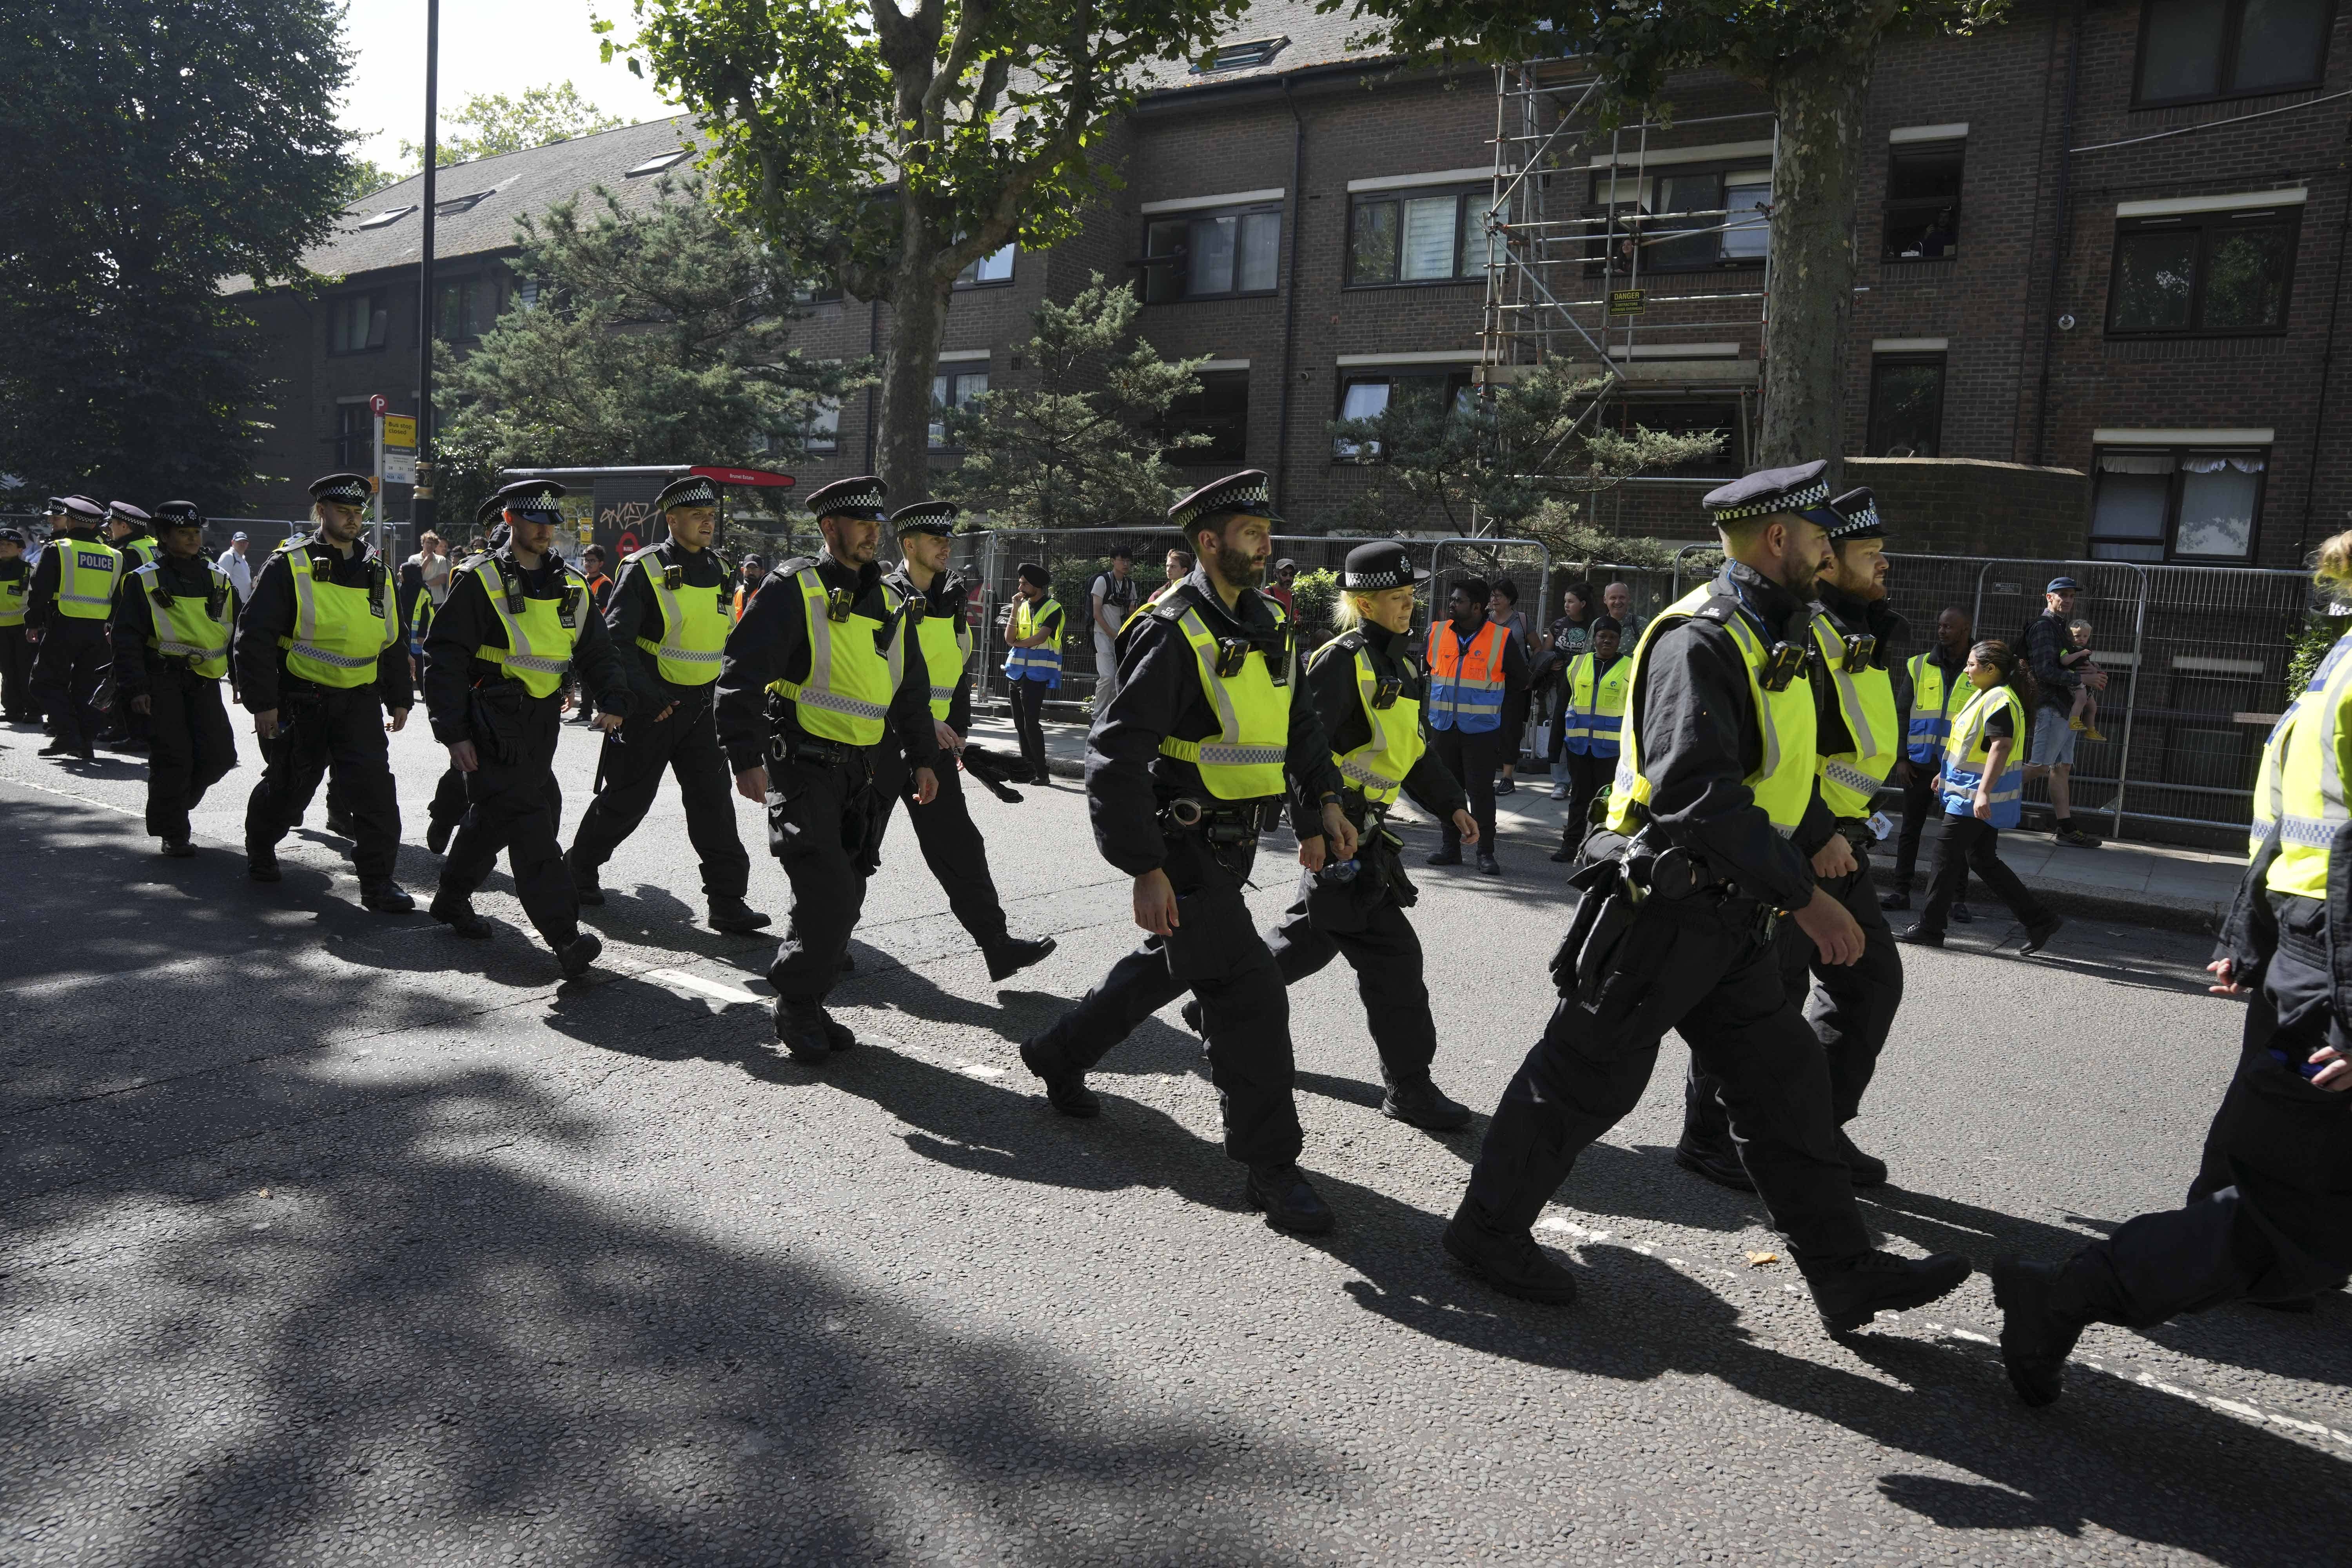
[412,0,439,542]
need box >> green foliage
[340,157,404,206]
[1289,568,1341,645]
[401,82,627,171]
[1,0,357,508]
[1521,499,1714,575]
[432,177,859,524]
[942,276,1205,530]
[1330,363,1722,535]
[2285,615,2348,704]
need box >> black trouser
[765,745,891,1005]
[1029,830,1301,1169]
[1458,895,1872,1267]
[1431,728,1501,855]
[440,696,575,946]
[244,683,401,879]
[1685,849,1903,1145]
[139,665,236,843]
[1262,833,1439,1089]
[568,692,751,901]
[2050,906,2350,1326]
[1887,760,1940,889]
[874,749,1009,948]
[1007,676,1051,781]
[1917,812,2049,937]
[1557,749,1613,852]
[0,624,34,717]
[30,619,110,750]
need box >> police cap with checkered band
[1700,460,1833,528]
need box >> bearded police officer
[1445,462,1971,1331]
[1019,470,1360,1234]
[424,481,630,976]
[876,500,1057,981]
[27,495,120,760]
[717,476,940,1061]
[422,495,505,856]
[1183,540,1479,1131]
[0,526,31,723]
[1679,486,1907,1192]
[111,501,238,856]
[238,473,413,910]
[565,473,769,934]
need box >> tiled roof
[1134,0,1398,94]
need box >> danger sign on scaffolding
[1608,289,1646,315]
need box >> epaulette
[774,555,819,579]
[452,552,494,576]
[623,542,665,567]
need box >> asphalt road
[2,713,2346,1566]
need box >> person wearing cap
[1445,459,1972,1331]
[94,502,160,751]
[565,474,769,936]
[717,476,941,1060]
[424,480,631,978]
[214,531,255,606]
[732,555,766,623]
[1001,563,1064,784]
[2021,576,2105,849]
[1423,574,1528,875]
[1018,470,1360,1236]
[235,472,415,911]
[1265,558,1298,615]
[1678,486,1908,1193]
[1087,543,1138,707]
[1182,539,1480,1131]
[874,501,1058,981]
[0,526,32,723]
[111,502,238,855]
[26,495,122,759]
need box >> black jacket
[422,551,632,742]
[26,530,105,632]
[884,563,976,734]
[604,537,731,706]
[231,535,413,714]
[714,553,937,773]
[1809,583,1907,833]
[1084,570,1343,877]
[109,554,235,691]
[1310,621,1468,821]
[1427,613,1532,736]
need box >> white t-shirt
[215,548,254,601]
[407,550,453,605]
[1090,571,1138,637]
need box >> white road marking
[639,966,768,1007]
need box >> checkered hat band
[1711,479,1831,523]
[666,483,719,507]
[1830,505,1882,535]
[1345,569,1412,589]
[318,483,369,505]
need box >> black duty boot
[2020,915,2065,955]
[1878,889,1912,912]
[708,895,772,934]
[247,851,282,883]
[567,850,604,906]
[1674,1133,1755,1192]
[1896,926,1944,948]
[1949,900,1974,924]
[773,1001,834,1063]
[360,878,414,913]
[1806,1249,1972,1334]
[1441,1213,1580,1304]
[425,819,455,856]
[557,930,602,980]
[820,1013,857,1053]
[984,934,1058,983]
[1179,998,1210,1058]
[37,738,73,757]
[1382,1078,1473,1131]
[1836,1126,1889,1187]
[1476,852,1502,876]
[1991,1255,2082,1407]
[1019,1037,1100,1117]
[160,837,196,858]
[1425,849,1462,867]
[430,892,493,938]
[1245,1164,1335,1235]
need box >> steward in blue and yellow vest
[1940,678,2027,829]
[1562,646,1632,759]
[1426,615,1512,733]
[1003,590,1065,687]
[1905,646,1965,764]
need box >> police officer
[27,495,121,760]
[1018,471,1360,1235]
[1679,487,1907,1192]
[110,501,238,856]
[237,473,414,911]
[424,481,631,976]
[875,500,1057,980]
[422,496,505,855]
[566,474,769,934]
[716,476,940,1060]
[1992,529,2352,1405]
[1189,539,1478,1132]
[96,501,160,750]
[0,526,34,723]
[1443,462,1971,1331]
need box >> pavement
[4,711,2347,1566]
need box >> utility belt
[1158,795,1277,847]
[1832,817,1876,857]
[767,729,874,771]
[1578,826,1780,941]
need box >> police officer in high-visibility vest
[565,474,770,935]
[1424,575,1527,875]
[28,495,122,760]
[1546,615,1630,862]
[96,501,160,751]
[1019,470,1360,1235]
[422,496,505,856]
[1445,462,1971,1331]
[1193,539,1479,1132]
[110,501,238,856]
[1002,564,1064,784]
[875,500,1057,982]
[237,473,414,910]
[1679,486,1907,1193]
[0,525,33,723]
[717,476,941,1060]
[1881,604,1974,917]
[424,481,632,977]
[1990,532,2352,1407]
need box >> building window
[2089,446,2265,561]
[1194,36,1286,72]
[1603,399,1743,477]
[1142,205,1282,302]
[435,276,493,342]
[328,291,388,354]
[2135,0,2333,105]
[1883,142,1962,260]
[1165,369,1250,465]
[2108,206,2297,336]
[1347,187,1488,286]
[333,403,373,472]
[955,243,1016,288]
[930,370,987,451]
[1331,368,1473,459]
[1586,165,1771,274]
[1866,355,1946,457]
[791,277,844,305]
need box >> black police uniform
[0,539,34,721]
[566,531,760,925]
[235,531,412,893]
[714,533,937,1042]
[425,536,631,964]
[27,515,116,755]
[98,512,160,750]
[424,503,507,854]
[110,549,238,848]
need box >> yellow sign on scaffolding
[1608,289,1646,316]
